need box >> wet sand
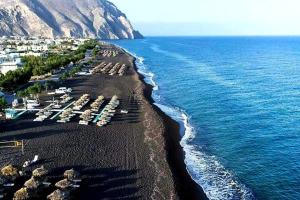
[0,45,207,199]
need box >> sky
[109,0,300,36]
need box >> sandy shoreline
[131,53,208,200]
[0,44,208,199]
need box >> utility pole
[21,140,24,155]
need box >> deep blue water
[112,37,300,200]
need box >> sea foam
[180,113,256,200]
[116,44,255,200]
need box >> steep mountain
[0,0,143,39]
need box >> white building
[17,45,31,52]
[0,37,89,75]
[0,55,23,75]
[31,44,49,52]
[20,51,43,57]
[16,44,49,52]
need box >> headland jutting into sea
[0,38,207,199]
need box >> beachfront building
[0,55,23,75]
[20,51,43,57]
[17,44,49,52]
[0,37,92,75]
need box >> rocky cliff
[0,0,143,39]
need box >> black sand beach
[0,44,207,200]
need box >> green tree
[0,39,100,91]
[60,72,70,81]
[17,82,44,98]
[92,48,99,57]
[17,90,28,98]
[0,97,7,112]
[45,81,50,92]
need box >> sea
[112,37,300,200]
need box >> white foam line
[113,42,256,200]
[113,44,159,91]
[180,113,256,200]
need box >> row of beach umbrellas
[100,49,119,57]
[73,94,90,111]
[90,95,105,112]
[96,95,119,127]
[10,166,81,200]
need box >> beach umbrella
[66,108,72,113]
[47,189,70,200]
[112,95,118,99]
[60,113,67,118]
[84,110,91,115]
[13,188,29,200]
[83,117,90,121]
[24,177,41,190]
[32,166,48,178]
[63,169,80,180]
[1,165,19,178]
[55,179,71,189]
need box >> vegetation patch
[0,39,98,92]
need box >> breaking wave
[116,44,256,200]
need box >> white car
[55,87,72,94]
[47,91,56,95]
[27,100,40,108]
[12,99,19,108]
[76,71,91,76]
[120,110,129,114]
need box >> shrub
[60,72,70,81]
[0,97,7,112]
[0,39,98,91]
[17,83,44,98]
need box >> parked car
[12,99,20,108]
[76,71,91,76]
[26,100,40,108]
[55,87,72,94]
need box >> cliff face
[0,0,143,39]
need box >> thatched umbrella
[32,166,48,178]
[1,165,19,179]
[55,179,71,190]
[85,110,92,115]
[47,189,70,200]
[82,116,91,121]
[24,177,41,190]
[13,188,29,200]
[63,169,80,180]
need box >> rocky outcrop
[0,0,143,39]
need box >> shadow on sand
[49,166,141,200]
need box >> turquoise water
[112,37,300,200]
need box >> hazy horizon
[110,0,300,36]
